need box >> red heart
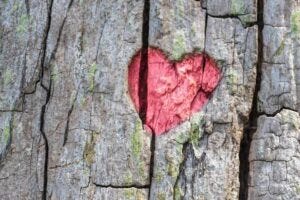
[128,47,221,135]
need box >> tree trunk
[0,0,299,199]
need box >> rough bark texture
[249,0,300,199]
[0,0,299,200]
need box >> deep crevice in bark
[39,0,54,199]
[140,1,154,199]
[139,0,149,124]
[204,6,208,51]
[39,82,51,200]
[148,132,155,199]
[238,0,263,199]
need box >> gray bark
[0,0,299,200]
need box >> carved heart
[128,47,221,135]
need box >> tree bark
[0,0,299,200]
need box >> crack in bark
[139,0,149,124]
[39,0,54,199]
[39,79,51,200]
[63,89,78,146]
[148,132,155,199]
[201,3,257,28]
[47,0,73,68]
[238,0,263,199]
[173,141,206,200]
[25,0,30,15]
[93,183,150,189]
[171,4,209,200]
[0,110,23,112]
[258,107,298,118]
[139,0,154,199]
[173,141,189,200]
[204,6,208,50]
[37,0,74,196]
[206,13,257,28]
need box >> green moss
[124,171,133,185]
[228,70,238,84]
[172,0,185,24]
[83,168,89,176]
[274,40,285,57]
[175,142,183,157]
[167,161,178,178]
[83,132,96,165]
[154,171,164,183]
[88,62,97,92]
[189,116,205,150]
[172,30,186,60]
[157,192,166,200]
[131,120,143,158]
[136,190,146,200]
[50,64,59,82]
[296,184,300,194]
[83,142,95,165]
[174,184,183,200]
[227,69,238,94]
[3,69,13,85]
[190,123,200,146]
[281,111,299,129]
[3,124,10,143]
[69,91,77,105]
[291,11,300,37]
[17,14,30,34]
[12,2,21,12]
[239,14,255,26]
[79,95,87,107]
[175,133,187,144]
[124,188,135,199]
[177,0,185,17]
[138,160,147,180]
[129,120,147,179]
[231,0,244,15]
[0,29,3,49]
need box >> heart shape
[128,47,221,135]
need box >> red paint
[128,47,221,135]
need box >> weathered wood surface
[0,0,299,200]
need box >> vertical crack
[173,141,189,200]
[139,0,149,123]
[173,133,207,199]
[25,0,30,15]
[139,0,153,199]
[148,133,155,199]
[39,0,54,199]
[63,90,77,146]
[203,5,208,52]
[238,0,263,199]
[40,82,51,200]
